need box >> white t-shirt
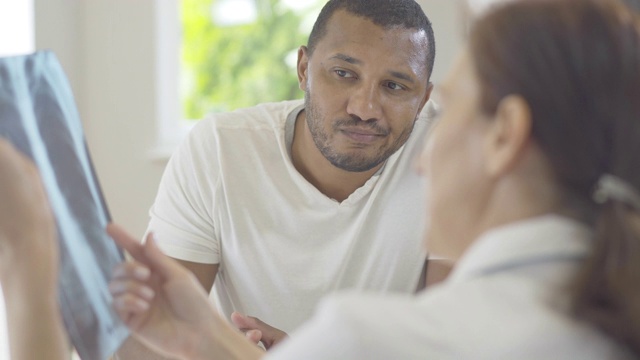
[149,100,437,332]
[266,215,633,360]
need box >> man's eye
[336,70,352,78]
[386,82,404,90]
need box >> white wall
[33,0,466,238]
[417,0,466,84]
[35,0,173,238]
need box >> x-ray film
[0,51,129,359]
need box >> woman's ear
[484,95,533,177]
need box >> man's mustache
[332,115,390,136]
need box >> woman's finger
[111,261,151,282]
[107,224,151,262]
[109,279,155,301]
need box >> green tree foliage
[182,0,319,119]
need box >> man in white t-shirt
[116,0,439,357]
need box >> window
[180,0,324,119]
[0,0,34,56]
[0,2,35,356]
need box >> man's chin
[327,155,385,173]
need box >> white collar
[448,215,593,284]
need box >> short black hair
[307,0,436,80]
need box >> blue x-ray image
[0,51,129,360]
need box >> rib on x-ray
[0,51,129,360]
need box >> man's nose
[346,82,383,121]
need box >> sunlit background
[181,0,324,118]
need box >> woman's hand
[0,139,68,360]
[108,224,220,359]
[108,224,263,360]
[0,139,57,290]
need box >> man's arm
[175,260,219,293]
[425,259,453,288]
[416,258,454,292]
[114,260,219,359]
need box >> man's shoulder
[395,99,440,156]
[199,99,304,130]
[179,100,303,162]
[416,99,440,130]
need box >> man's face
[298,10,432,172]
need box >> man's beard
[304,89,415,172]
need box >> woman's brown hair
[469,0,640,354]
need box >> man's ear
[484,95,532,177]
[297,46,310,91]
[417,82,434,116]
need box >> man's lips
[340,127,386,143]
